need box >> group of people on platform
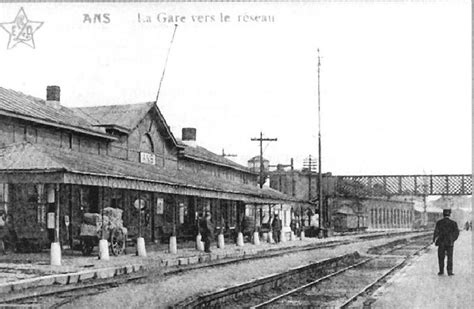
[199,208,466,277]
[197,212,292,253]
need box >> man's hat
[443,209,451,216]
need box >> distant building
[269,167,415,232]
[247,156,269,173]
[427,196,472,227]
[247,155,270,187]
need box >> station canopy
[0,142,308,206]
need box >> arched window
[140,133,154,153]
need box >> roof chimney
[182,127,196,147]
[45,85,61,109]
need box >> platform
[370,230,473,309]
[0,230,417,296]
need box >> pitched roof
[72,102,155,131]
[73,102,179,146]
[0,142,297,203]
[0,87,113,140]
[177,140,256,174]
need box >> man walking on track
[433,209,459,276]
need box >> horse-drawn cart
[79,207,128,256]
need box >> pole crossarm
[333,174,472,196]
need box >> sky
[0,1,471,175]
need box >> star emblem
[0,7,43,49]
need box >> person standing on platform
[272,214,282,243]
[433,209,459,276]
[201,212,214,253]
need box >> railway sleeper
[175,236,432,308]
[172,252,361,309]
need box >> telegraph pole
[251,132,277,188]
[290,158,295,197]
[317,49,324,237]
[303,155,318,201]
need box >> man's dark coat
[433,217,459,246]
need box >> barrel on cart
[79,207,128,256]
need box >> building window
[35,184,46,224]
[61,132,73,149]
[111,189,122,208]
[0,184,9,214]
[26,126,37,143]
[14,125,26,142]
[140,133,154,153]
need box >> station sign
[156,198,164,214]
[140,152,156,165]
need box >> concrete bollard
[99,239,110,260]
[196,234,204,251]
[236,232,244,246]
[280,230,286,243]
[136,237,147,257]
[252,231,260,245]
[290,231,296,241]
[300,230,305,240]
[50,242,61,266]
[327,229,334,237]
[217,234,225,249]
[169,236,177,254]
[268,231,274,243]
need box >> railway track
[0,230,430,307]
[0,239,353,307]
[173,234,432,308]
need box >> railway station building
[0,85,307,252]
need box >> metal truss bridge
[332,174,472,196]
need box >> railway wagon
[333,206,367,232]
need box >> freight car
[333,206,368,232]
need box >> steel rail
[0,273,147,304]
[1,230,429,307]
[164,239,352,276]
[0,239,354,306]
[339,242,432,308]
[251,257,374,309]
[0,238,356,305]
[251,238,432,309]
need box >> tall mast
[155,24,178,103]
[317,49,324,237]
